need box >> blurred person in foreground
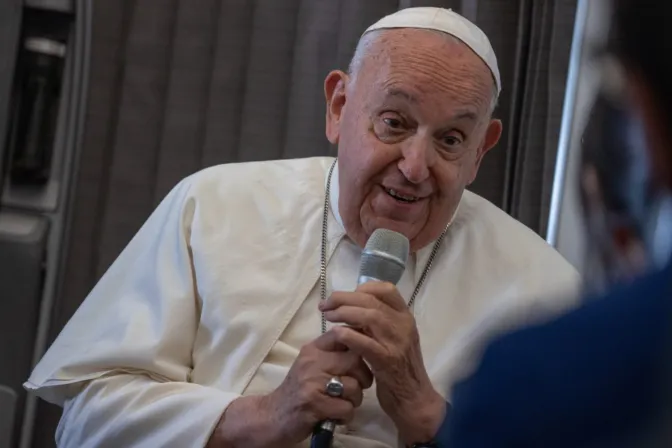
[24,7,578,448]
[437,0,672,446]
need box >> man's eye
[443,136,462,146]
[383,117,403,129]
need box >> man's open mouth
[384,187,420,203]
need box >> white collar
[327,160,345,231]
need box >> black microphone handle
[310,421,335,448]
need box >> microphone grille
[359,229,410,284]
[364,228,410,259]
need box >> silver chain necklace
[320,159,448,334]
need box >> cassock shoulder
[452,191,581,321]
[179,156,334,250]
[184,157,334,204]
[457,191,579,279]
[458,191,572,268]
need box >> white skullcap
[363,7,501,95]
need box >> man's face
[324,29,502,251]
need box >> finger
[348,357,374,389]
[323,306,379,330]
[320,290,380,313]
[355,281,407,311]
[336,376,364,407]
[324,350,373,389]
[331,326,387,369]
[322,348,369,382]
[315,396,355,424]
[312,329,349,352]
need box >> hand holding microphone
[215,231,406,448]
[212,329,373,448]
[208,229,441,448]
[317,229,446,447]
[311,229,418,448]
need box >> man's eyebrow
[451,110,478,121]
[384,88,418,103]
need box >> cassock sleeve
[24,176,237,446]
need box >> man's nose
[398,136,433,184]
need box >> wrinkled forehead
[359,30,495,113]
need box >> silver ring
[325,377,344,397]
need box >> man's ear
[324,70,348,145]
[468,119,502,184]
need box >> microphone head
[358,229,410,285]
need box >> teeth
[387,188,418,202]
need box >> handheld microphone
[310,228,409,448]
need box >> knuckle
[325,309,341,321]
[343,375,358,389]
[331,325,348,341]
[349,362,367,380]
[356,282,371,293]
[296,386,311,405]
[297,396,312,414]
[298,342,315,357]
[381,282,396,294]
[327,292,342,305]
[362,308,378,324]
[381,351,397,366]
[298,383,320,405]
[343,350,359,365]
[351,367,370,387]
[294,353,316,373]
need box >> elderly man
[26,7,577,448]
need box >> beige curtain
[32,0,577,445]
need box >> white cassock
[26,157,580,447]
